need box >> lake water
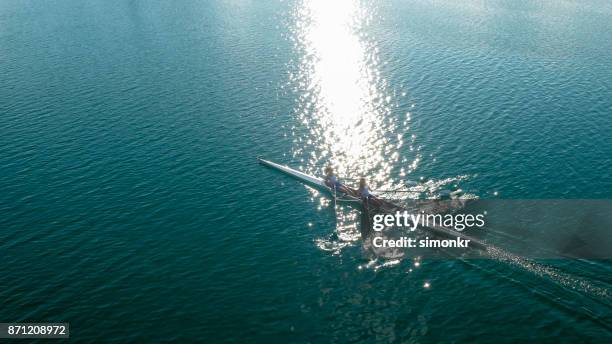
[1,0,611,342]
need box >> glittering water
[288,0,417,184]
[1,0,611,342]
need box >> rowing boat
[257,157,486,250]
[257,157,362,203]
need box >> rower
[358,177,381,208]
[358,177,372,198]
[324,166,349,194]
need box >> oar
[332,185,346,233]
[373,190,418,193]
[333,185,338,209]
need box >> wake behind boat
[257,157,487,250]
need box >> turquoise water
[1,0,611,342]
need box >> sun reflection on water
[287,0,421,261]
[289,0,414,185]
[287,1,474,266]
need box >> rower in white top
[324,166,350,195]
[358,177,382,208]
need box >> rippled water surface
[1,0,611,342]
